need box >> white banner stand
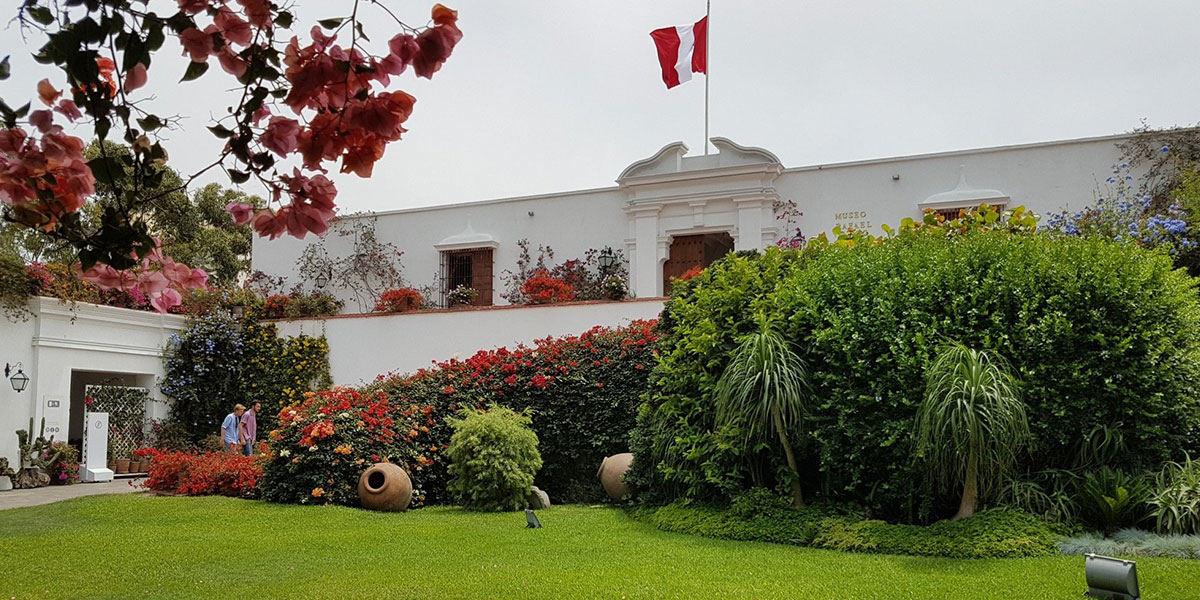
[81,412,114,483]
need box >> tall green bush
[446,405,542,512]
[632,235,1200,522]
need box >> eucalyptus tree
[715,316,812,508]
[915,342,1030,520]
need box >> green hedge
[632,235,1200,521]
[632,495,1062,559]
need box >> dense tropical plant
[915,343,1030,520]
[1077,468,1153,534]
[714,316,811,508]
[1149,456,1200,535]
[446,405,542,512]
[0,252,37,321]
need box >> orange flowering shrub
[375,288,423,313]
[260,387,440,506]
[140,449,264,498]
[520,271,574,304]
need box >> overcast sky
[3,0,1199,213]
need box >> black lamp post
[5,362,29,393]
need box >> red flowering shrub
[260,387,440,506]
[677,266,705,281]
[364,320,659,502]
[520,271,574,304]
[140,449,263,498]
[375,288,423,313]
[263,294,292,318]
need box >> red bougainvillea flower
[36,79,60,106]
[123,63,148,93]
[251,208,287,240]
[53,99,82,122]
[216,46,248,77]
[237,0,272,29]
[96,57,118,97]
[177,0,210,15]
[412,5,463,79]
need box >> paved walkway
[0,478,145,510]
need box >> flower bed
[140,448,263,498]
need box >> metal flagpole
[704,0,710,155]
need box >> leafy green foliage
[915,343,1029,518]
[1077,468,1152,533]
[715,317,812,507]
[1058,528,1200,559]
[632,234,1200,523]
[1149,456,1200,535]
[810,510,1063,558]
[446,405,542,512]
[0,251,36,321]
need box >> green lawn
[1,495,1198,599]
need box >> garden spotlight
[525,509,542,529]
[1084,554,1139,600]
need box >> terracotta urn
[597,453,635,500]
[115,459,130,474]
[357,462,413,512]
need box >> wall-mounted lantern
[315,266,332,290]
[5,362,29,393]
[598,247,617,273]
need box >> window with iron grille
[440,248,494,306]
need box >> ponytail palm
[715,318,811,508]
[915,342,1030,520]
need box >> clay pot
[597,453,635,501]
[357,462,413,512]
[115,459,130,474]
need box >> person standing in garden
[221,404,246,453]
[240,402,260,456]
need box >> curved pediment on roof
[618,142,689,180]
[709,137,782,166]
[434,218,499,251]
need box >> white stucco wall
[272,298,665,386]
[250,133,1130,308]
[0,298,186,468]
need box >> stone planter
[115,459,130,474]
[598,453,635,501]
[357,463,413,512]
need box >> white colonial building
[253,132,1129,305]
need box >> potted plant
[115,449,130,475]
[446,285,478,307]
[0,457,14,491]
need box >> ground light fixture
[5,362,29,393]
[1084,554,1139,600]
[525,509,542,529]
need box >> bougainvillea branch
[0,0,461,311]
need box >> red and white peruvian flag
[650,16,707,89]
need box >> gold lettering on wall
[833,210,871,231]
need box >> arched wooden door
[662,232,734,295]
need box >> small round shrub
[520,271,574,304]
[446,405,542,511]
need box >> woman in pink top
[239,401,260,456]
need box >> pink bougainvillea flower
[54,99,82,122]
[137,270,170,296]
[179,28,215,63]
[412,5,462,79]
[37,79,61,106]
[78,263,136,291]
[217,46,248,77]
[251,104,271,125]
[225,201,254,225]
[150,287,183,313]
[29,110,54,133]
[123,63,148,93]
[214,6,253,46]
[237,0,272,29]
[261,116,301,157]
[251,208,287,240]
[177,0,210,15]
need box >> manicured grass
[1,495,1199,599]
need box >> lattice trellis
[86,385,150,460]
